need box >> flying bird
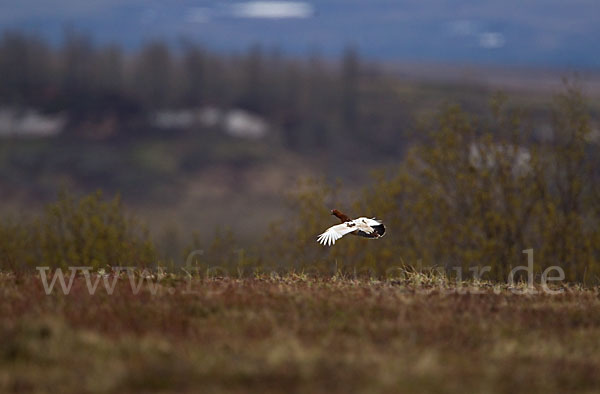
[317,209,386,246]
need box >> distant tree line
[0,30,420,154]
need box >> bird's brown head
[331,209,350,223]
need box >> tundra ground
[1,272,599,393]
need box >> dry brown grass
[1,272,600,393]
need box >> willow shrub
[182,227,263,276]
[0,220,31,272]
[275,87,600,283]
[0,190,157,271]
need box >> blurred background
[1,1,600,272]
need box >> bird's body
[317,209,386,246]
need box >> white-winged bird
[317,209,386,246]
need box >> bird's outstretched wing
[317,223,357,246]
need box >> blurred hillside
[1,31,599,250]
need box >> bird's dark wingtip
[356,224,386,239]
